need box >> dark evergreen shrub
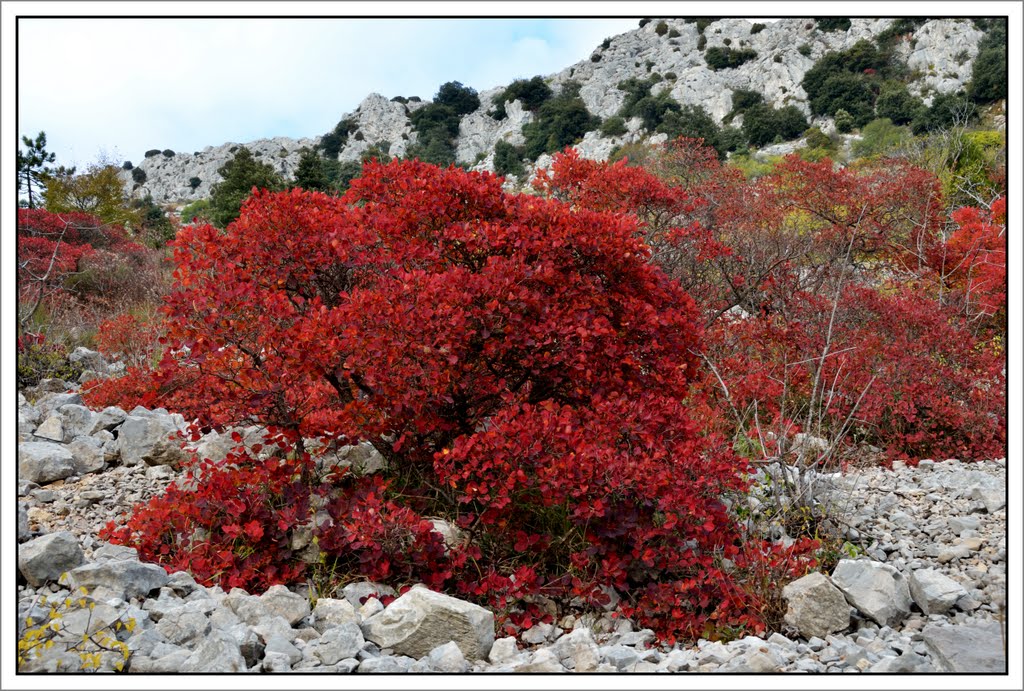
[815,18,852,32]
[742,103,809,147]
[705,46,758,70]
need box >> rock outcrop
[120,18,991,205]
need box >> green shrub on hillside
[874,81,924,125]
[705,46,758,71]
[911,92,972,134]
[493,140,526,177]
[969,19,1007,103]
[742,103,809,147]
[730,88,764,115]
[815,18,852,32]
[492,76,553,119]
[600,116,628,137]
[521,81,600,159]
[319,118,357,159]
[808,72,877,126]
[435,81,480,116]
[657,105,726,157]
[851,118,912,158]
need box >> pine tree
[293,148,330,192]
[208,148,284,228]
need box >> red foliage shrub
[104,159,763,640]
[699,283,1005,461]
[101,451,313,591]
[94,313,164,369]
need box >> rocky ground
[16,352,1008,674]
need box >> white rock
[360,586,494,661]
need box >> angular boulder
[259,584,310,626]
[67,436,107,475]
[67,558,169,600]
[18,504,31,542]
[117,414,185,467]
[311,597,359,633]
[88,406,127,434]
[831,559,912,627]
[34,391,83,420]
[18,531,85,586]
[313,621,364,665]
[19,441,76,485]
[179,630,246,672]
[782,571,851,639]
[33,414,66,442]
[55,404,97,440]
[922,621,1006,672]
[360,586,495,661]
[909,569,968,615]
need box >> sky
[17,17,647,169]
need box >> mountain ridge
[119,17,988,205]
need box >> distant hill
[120,17,998,205]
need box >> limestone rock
[313,622,365,665]
[88,406,127,434]
[180,630,247,672]
[909,569,968,615]
[782,571,851,638]
[67,436,107,475]
[19,441,76,485]
[360,586,494,661]
[68,558,170,600]
[311,597,359,633]
[922,621,1006,672]
[117,413,186,467]
[260,584,311,626]
[831,559,912,627]
[18,531,85,586]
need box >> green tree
[874,81,923,125]
[850,118,911,158]
[742,103,809,147]
[493,140,526,177]
[17,132,68,208]
[521,81,600,159]
[492,76,553,120]
[293,148,330,192]
[969,21,1007,104]
[43,163,140,226]
[131,195,177,247]
[435,81,480,116]
[208,148,285,228]
[657,105,725,157]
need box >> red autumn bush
[101,159,771,640]
[101,450,313,592]
[17,208,168,349]
[698,282,1005,462]
[539,142,1005,463]
[94,312,165,369]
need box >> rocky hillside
[120,17,987,205]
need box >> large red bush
[104,159,766,640]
